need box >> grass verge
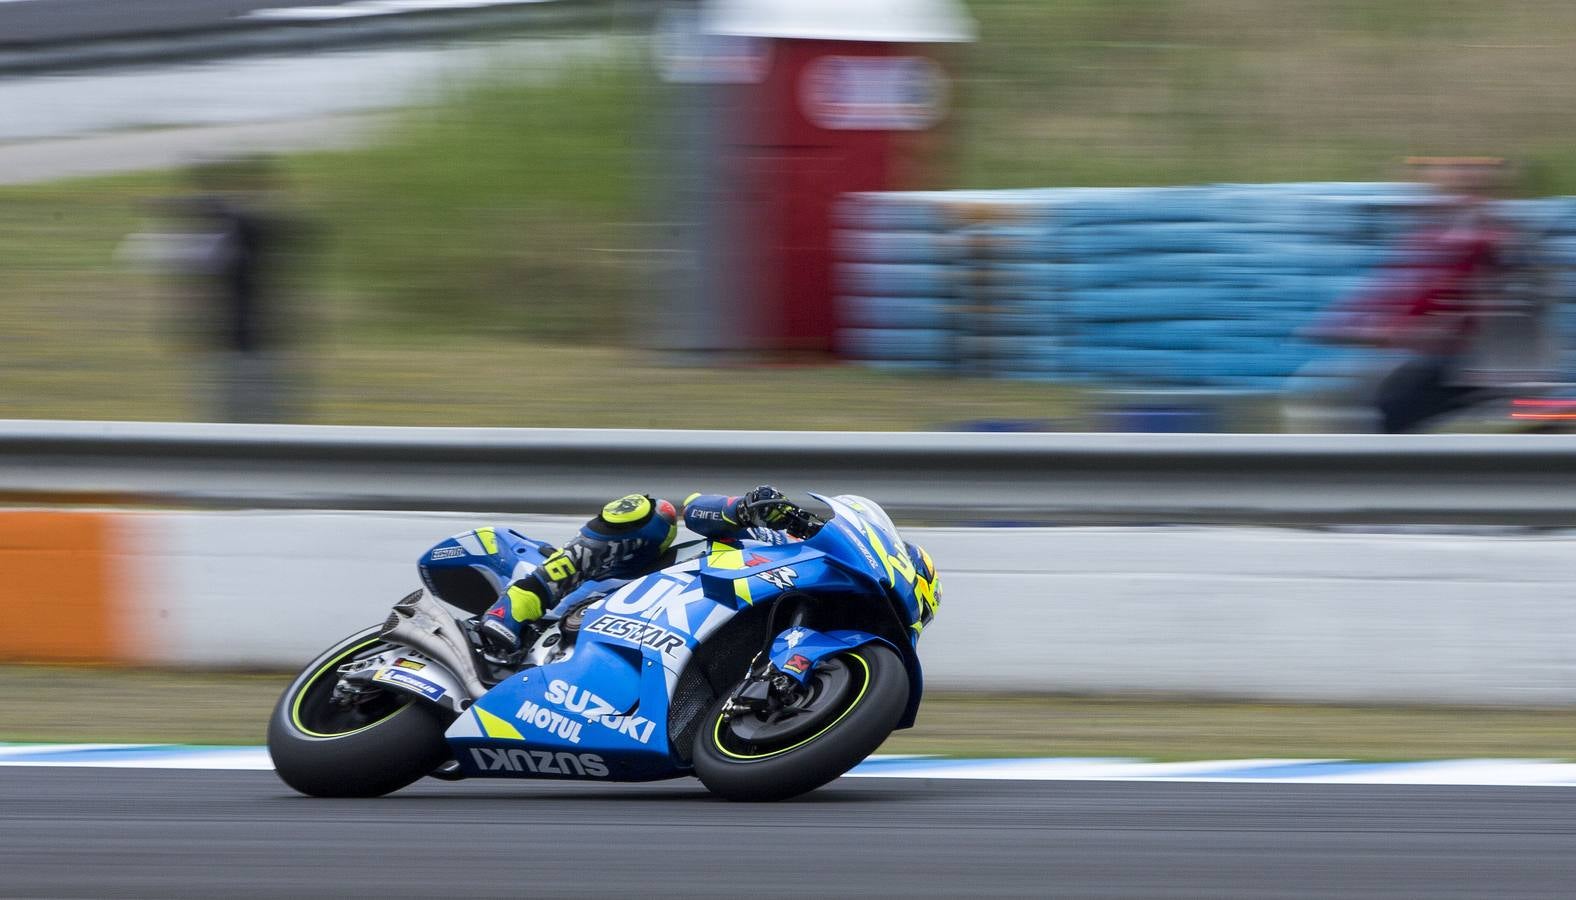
[4,667,1573,761]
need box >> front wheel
[692,645,908,802]
[268,626,454,797]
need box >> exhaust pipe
[380,589,489,703]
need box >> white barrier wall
[115,512,1576,705]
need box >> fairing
[434,496,929,781]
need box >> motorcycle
[267,494,938,801]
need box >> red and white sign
[800,55,948,131]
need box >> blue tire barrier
[838,263,957,298]
[836,181,1575,390]
[838,295,955,330]
[1041,187,1214,227]
[956,301,1061,336]
[986,263,1065,292]
[1062,287,1237,322]
[966,334,1061,359]
[836,193,953,231]
[973,226,1060,260]
[836,230,961,264]
[838,327,955,362]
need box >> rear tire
[268,626,454,798]
[692,645,908,802]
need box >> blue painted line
[1172,760,1399,780]
[0,745,186,762]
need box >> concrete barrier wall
[8,508,1576,705]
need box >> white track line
[5,745,1576,786]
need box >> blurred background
[9,0,1576,432]
[9,8,1576,894]
[9,0,1576,754]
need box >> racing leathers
[475,486,799,656]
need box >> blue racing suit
[476,490,787,653]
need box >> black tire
[268,626,454,798]
[692,644,908,802]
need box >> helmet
[904,541,940,620]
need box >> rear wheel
[268,626,453,797]
[692,644,908,802]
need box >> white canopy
[702,0,976,44]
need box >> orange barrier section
[0,511,116,662]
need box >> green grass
[4,666,1575,760]
[7,2,1576,424]
[955,0,1576,193]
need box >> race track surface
[3,768,1576,898]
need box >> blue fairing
[442,494,931,781]
[416,525,628,616]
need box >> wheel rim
[289,637,411,738]
[710,652,872,761]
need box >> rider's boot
[476,547,581,658]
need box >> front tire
[692,645,908,802]
[268,626,454,798]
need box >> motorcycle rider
[475,485,811,657]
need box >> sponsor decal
[599,576,702,632]
[544,679,658,745]
[514,699,584,744]
[759,566,798,591]
[784,653,811,675]
[392,658,425,671]
[744,553,771,566]
[784,627,807,649]
[373,668,445,701]
[429,546,466,560]
[832,520,881,571]
[468,748,609,777]
[584,614,686,658]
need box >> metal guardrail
[4,420,1576,524]
[0,0,618,75]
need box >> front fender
[767,627,899,685]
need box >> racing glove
[737,484,796,529]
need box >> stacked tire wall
[837,185,1576,390]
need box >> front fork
[721,599,897,722]
[722,598,814,721]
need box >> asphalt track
[3,768,1576,898]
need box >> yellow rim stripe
[710,652,871,760]
[290,637,410,738]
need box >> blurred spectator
[1297,158,1556,432]
[125,156,304,423]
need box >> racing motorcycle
[267,494,938,802]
